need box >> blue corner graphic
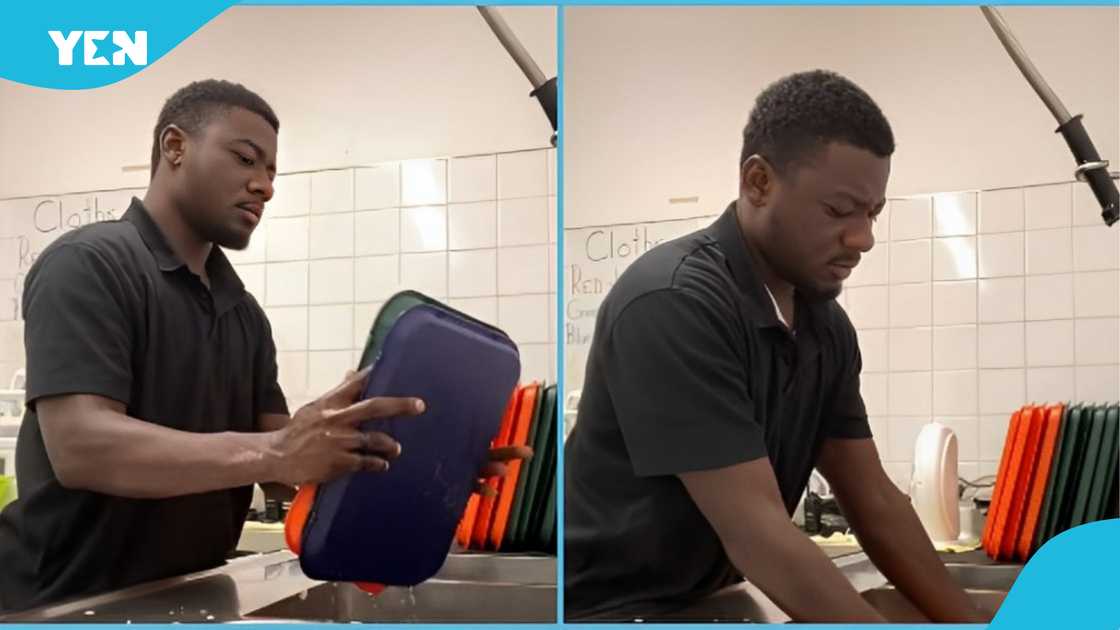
[989,518,1119,629]
[1,1,234,90]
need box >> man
[0,79,523,611]
[564,70,987,623]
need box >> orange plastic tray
[983,407,1023,553]
[1015,403,1064,560]
[463,385,523,549]
[997,405,1044,560]
[490,382,540,550]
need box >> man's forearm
[51,408,281,498]
[847,483,986,623]
[727,507,887,623]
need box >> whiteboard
[562,214,718,395]
[0,188,145,321]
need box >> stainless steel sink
[861,562,1019,622]
[862,586,1006,622]
[243,553,556,623]
[245,579,555,622]
[943,563,1021,591]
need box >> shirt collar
[707,201,823,335]
[122,198,246,314]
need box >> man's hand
[476,445,534,496]
[268,368,425,486]
[817,437,989,623]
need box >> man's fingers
[480,461,509,479]
[329,429,401,458]
[321,366,372,406]
[333,396,426,426]
[489,445,533,462]
[345,452,391,473]
[474,481,498,497]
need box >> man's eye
[235,152,254,166]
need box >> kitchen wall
[0,6,558,414]
[0,6,556,199]
[0,149,557,412]
[565,6,1119,228]
[844,182,1119,490]
[563,182,1118,490]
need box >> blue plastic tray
[299,303,520,585]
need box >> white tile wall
[979,277,1024,323]
[309,305,354,351]
[932,237,977,281]
[312,170,354,215]
[933,192,977,237]
[933,281,977,325]
[401,252,448,298]
[1026,228,1074,275]
[238,264,265,302]
[309,258,355,304]
[979,188,1024,234]
[889,327,931,371]
[267,306,309,352]
[1025,274,1074,320]
[498,245,550,294]
[354,209,400,256]
[449,155,497,203]
[978,232,1024,277]
[212,150,557,410]
[355,255,401,302]
[1025,320,1074,367]
[933,370,978,415]
[1024,184,1072,230]
[401,160,448,207]
[1074,271,1119,317]
[401,206,448,252]
[265,261,309,306]
[498,151,548,199]
[848,243,888,287]
[267,217,310,262]
[842,183,1119,486]
[889,283,931,327]
[449,201,498,250]
[933,325,977,370]
[356,165,400,210]
[449,250,497,297]
[890,239,931,284]
[1072,225,1120,272]
[499,197,551,246]
[890,197,932,241]
[310,213,355,259]
[270,173,311,217]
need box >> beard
[185,207,254,251]
[795,280,843,303]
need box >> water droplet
[83,610,95,616]
[199,609,208,615]
[205,615,215,621]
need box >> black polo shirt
[0,199,288,612]
[564,203,870,620]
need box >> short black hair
[740,70,894,176]
[150,79,279,177]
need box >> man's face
[174,107,277,250]
[751,142,889,301]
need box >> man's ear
[740,154,776,208]
[160,124,188,168]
